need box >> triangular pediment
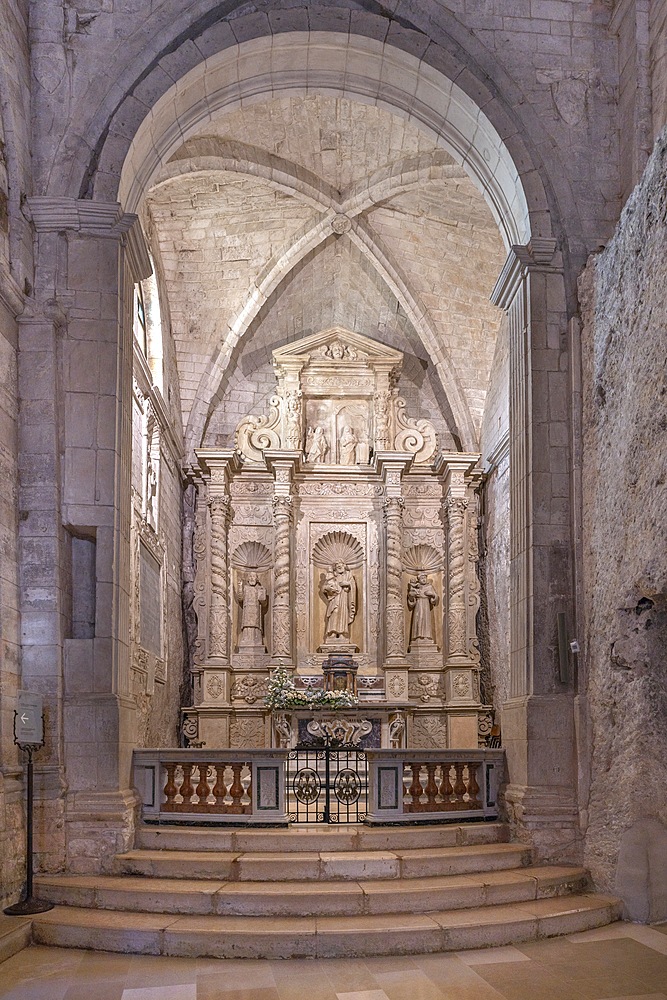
[272,327,403,367]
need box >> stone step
[30,894,622,959]
[0,914,32,964]
[135,821,510,853]
[113,841,533,882]
[35,865,590,917]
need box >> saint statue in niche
[306,425,328,463]
[236,571,268,650]
[338,425,357,464]
[407,572,438,648]
[322,561,357,640]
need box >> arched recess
[76,16,578,861]
[117,32,535,248]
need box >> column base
[64,787,140,874]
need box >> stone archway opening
[33,24,576,869]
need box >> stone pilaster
[491,240,579,858]
[22,198,152,873]
[195,450,241,709]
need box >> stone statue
[306,425,328,463]
[236,571,268,650]
[284,389,302,450]
[407,572,438,648]
[322,561,357,641]
[338,425,357,465]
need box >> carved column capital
[272,495,293,519]
[383,495,405,518]
[445,495,469,521]
[208,493,232,522]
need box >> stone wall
[579,125,667,922]
[650,0,667,136]
[479,315,511,713]
[0,298,22,907]
[0,0,31,910]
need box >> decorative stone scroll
[306,717,373,746]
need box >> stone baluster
[208,494,231,661]
[272,496,293,661]
[180,763,194,808]
[445,493,469,664]
[383,495,405,660]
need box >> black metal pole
[324,737,331,823]
[4,743,53,915]
[26,747,34,901]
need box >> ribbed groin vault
[1,0,667,963]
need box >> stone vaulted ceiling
[143,95,506,455]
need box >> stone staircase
[30,822,621,959]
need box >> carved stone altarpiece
[185,328,484,750]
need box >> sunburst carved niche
[312,531,364,569]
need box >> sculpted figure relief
[306,425,328,463]
[338,425,357,465]
[407,572,438,648]
[236,571,268,650]
[322,562,357,640]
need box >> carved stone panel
[411,714,448,749]
[230,716,266,748]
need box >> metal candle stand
[4,700,54,916]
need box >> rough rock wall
[579,126,667,922]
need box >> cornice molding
[27,197,152,282]
[490,238,560,310]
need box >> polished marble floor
[0,923,666,1000]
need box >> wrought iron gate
[287,740,368,823]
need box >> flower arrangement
[265,664,358,711]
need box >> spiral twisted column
[383,496,405,661]
[208,494,231,661]
[272,496,293,661]
[445,494,469,664]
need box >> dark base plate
[4,897,54,915]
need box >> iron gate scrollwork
[288,738,368,823]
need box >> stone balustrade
[133,747,504,826]
[365,749,503,824]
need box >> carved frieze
[296,482,384,498]
[230,481,273,498]
[231,503,272,525]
